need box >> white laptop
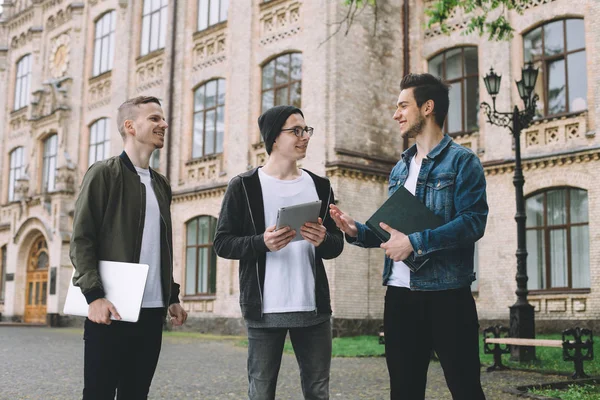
[63,261,149,323]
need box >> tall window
[93,11,116,76]
[185,216,217,295]
[198,0,228,31]
[0,245,6,302]
[261,53,302,112]
[193,79,225,158]
[8,147,25,202]
[140,0,168,56]
[428,47,479,135]
[42,135,58,193]
[14,54,32,110]
[524,18,587,117]
[89,119,111,166]
[526,188,589,290]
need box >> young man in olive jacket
[214,105,343,400]
[70,96,187,400]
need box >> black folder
[366,186,444,272]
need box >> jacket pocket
[425,173,455,221]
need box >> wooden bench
[483,325,594,380]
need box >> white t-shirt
[387,156,421,288]
[136,166,164,308]
[258,168,319,313]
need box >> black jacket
[213,167,343,320]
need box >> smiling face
[124,102,168,151]
[271,113,310,161]
[393,88,427,139]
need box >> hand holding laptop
[89,298,121,325]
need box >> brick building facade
[0,0,596,334]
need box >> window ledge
[260,0,289,10]
[185,153,221,166]
[193,21,227,39]
[10,106,28,116]
[529,288,591,296]
[532,110,588,125]
[252,141,265,150]
[136,48,165,64]
[89,70,112,84]
[182,295,216,301]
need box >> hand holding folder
[366,186,444,272]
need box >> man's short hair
[400,73,450,129]
[116,96,162,138]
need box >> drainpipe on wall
[166,0,178,181]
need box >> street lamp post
[481,62,540,362]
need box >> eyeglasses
[281,126,314,138]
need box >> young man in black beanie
[214,105,343,400]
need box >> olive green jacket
[69,151,180,310]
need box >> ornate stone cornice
[484,147,600,176]
[172,183,228,203]
[325,163,389,183]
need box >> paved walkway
[0,327,570,399]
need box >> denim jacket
[349,134,488,291]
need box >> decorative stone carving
[49,34,70,79]
[10,108,29,133]
[193,29,226,71]
[88,73,112,110]
[136,53,164,93]
[55,163,75,193]
[522,112,588,149]
[14,174,31,201]
[259,1,302,45]
[30,77,71,120]
[250,142,267,169]
[184,155,221,184]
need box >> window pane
[547,189,566,225]
[35,282,40,305]
[526,193,544,227]
[93,36,102,75]
[204,109,216,155]
[143,0,151,15]
[549,229,568,287]
[428,54,443,78]
[547,59,566,115]
[185,248,197,295]
[205,80,217,109]
[262,61,275,90]
[194,86,205,112]
[567,51,587,112]
[159,6,168,49]
[150,12,160,51]
[220,0,228,21]
[209,0,219,25]
[152,0,161,11]
[290,82,301,108]
[570,189,588,223]
[210,248,217,293]
[216,105,224,154]
[28,282,33,305]
[544,20,564,56]
[199,217,210,244]
[275,87,288,107]
[524,27,543,62]
[187,219,198,245]
[262,90,274,112]
[217,79,226,105]
[527,229,545,290]
[566,19,585,52]
[290,53,302,81]
[141,14,150,54]
[464,76,479,131]
[464,47,478,75]
[571,225,589,288]
[447,82,462,133]
[198,0,208,30]
[41,282,47,306]
[532,60,545,117]
[445,48,463,80]
[199,248,208,293]
[275,55,290,85]
[193,112,205,158]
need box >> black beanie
[258,105,304,154]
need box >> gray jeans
[247,320,332,400]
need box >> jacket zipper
[136,182,145,263]
[241,179,263,317]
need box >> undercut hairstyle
[116,96,162,139]
[400,73,450,129]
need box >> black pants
[384,286,486,400]
[83,308,164,400]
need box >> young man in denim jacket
[330,74,488,399]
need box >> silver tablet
[275,200,323,242]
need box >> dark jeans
[384,286,485,400]
[247,320,332,400]
[82,308,164,400]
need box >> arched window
[198,0,228,31]
[93,11,116,76]
[14,54,32,110]
[42,134,58,193]
[526,187,589,290]
[428,46,479,135]
[261,53,302,113]
[89,118,111,166]
[185,216,217,295]
[524,18,587,117]
[193,79,225,158]
[8,147,25,202]
[140,0,168,56]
